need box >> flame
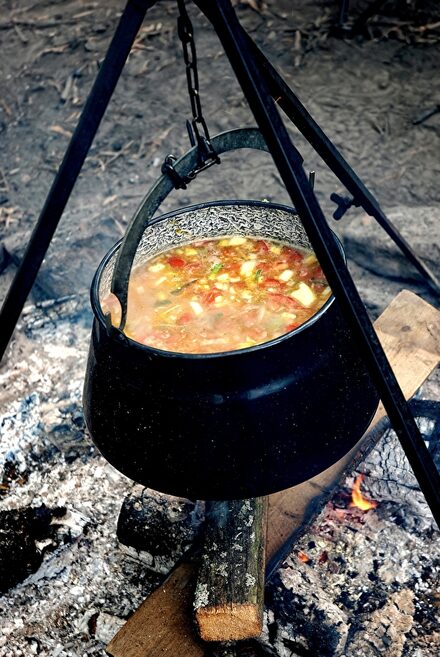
[298,550,310,563]
[350,474,378,511]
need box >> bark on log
[194,498,268,642]
[107,290,440,657]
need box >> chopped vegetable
[170,279,198,295]
[190,301,204,316]
[203,288,221,305]
[149,263,165,273]
[103,235,331,353]
[290,282,316,307]
[168,256,186,268]
[228,236,247,246]
[268,293,301,312]
[262,277,284,291]
[279,269,294,282]
[240,260,256,277]
[256,240,269,253]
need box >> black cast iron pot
[83,129,379,500]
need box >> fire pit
[0,287,439,657]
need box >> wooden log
[107,290,440,657]
[194,497,268,642]
[105,559,205,657]
[116,488,202,575]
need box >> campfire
[1,291,438,657]
[349,474,378,512]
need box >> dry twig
[0,206,23,229]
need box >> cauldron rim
[91,199,340,360]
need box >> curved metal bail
[110,127,270,330]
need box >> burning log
[116,487,203,575]
[194,498,268,641]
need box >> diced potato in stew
[102,236,331,354]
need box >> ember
[297,550,310,563]
[349,474,378,511]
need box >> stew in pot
[102,236,331,354]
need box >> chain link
[161,0,220,189]
[176,0,218,163]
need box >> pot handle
[110,127,271,329]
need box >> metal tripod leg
[0,0,158,361]
[195,0,440,526]
[239,30,440,295]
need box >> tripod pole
[196,0,440,526]
[241,31,440,295]
[0,0,158,362]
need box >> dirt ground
[0,0,439,313]
[0,0,440,656]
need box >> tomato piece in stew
[102,236,331,354]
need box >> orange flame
[298,550,311,563]
[350,474,378,511]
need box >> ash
[258,400,440,657]
[1,296,438,657]
[0,297,201,656]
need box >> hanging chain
[177,0,218,159]
[164,0,220,182]
[177,0,206,140]
[162,0,220,189]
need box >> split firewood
[194,498,268,642]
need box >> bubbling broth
[102,236,332,354]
